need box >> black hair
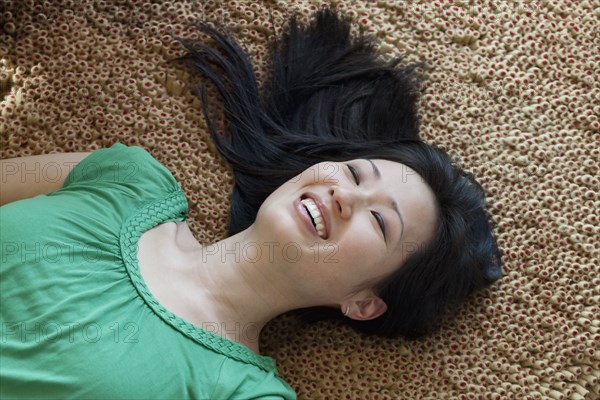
[173,7,502,339]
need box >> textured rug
[1,0,598,399]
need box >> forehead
[372,159,425,186]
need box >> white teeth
[301,198,326,239]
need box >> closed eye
[347,164,386,241]
[372,211,386,240]
[347,164,360,185]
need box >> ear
[346,296,388,321]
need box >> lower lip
[294,197,319,238]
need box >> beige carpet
[1,0,598,398]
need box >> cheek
[337,235,387,272]
[346,240,375,258]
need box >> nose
[329,184,361,219]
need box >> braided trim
[120,188,278,373]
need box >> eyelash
[348,164,360,185]
[346,164,387,239]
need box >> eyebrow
[366,159,406,241]
[367,159,381,179]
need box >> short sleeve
[61,142,180,202]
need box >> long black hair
[173,7,502,339]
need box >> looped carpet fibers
[1,1,598,399]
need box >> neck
[173,223,312,350]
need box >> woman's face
[252,158,438,311]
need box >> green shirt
[0,143,296,399]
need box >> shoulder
[211,358,297,400]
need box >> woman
[0,8,502,399]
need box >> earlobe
[348,297,388,321]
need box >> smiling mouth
[300,197,327,239]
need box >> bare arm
[0,152,91,206]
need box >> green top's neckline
[119,188,278,374]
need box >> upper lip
[302,191,330,240]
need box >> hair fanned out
[173,7,503,339]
